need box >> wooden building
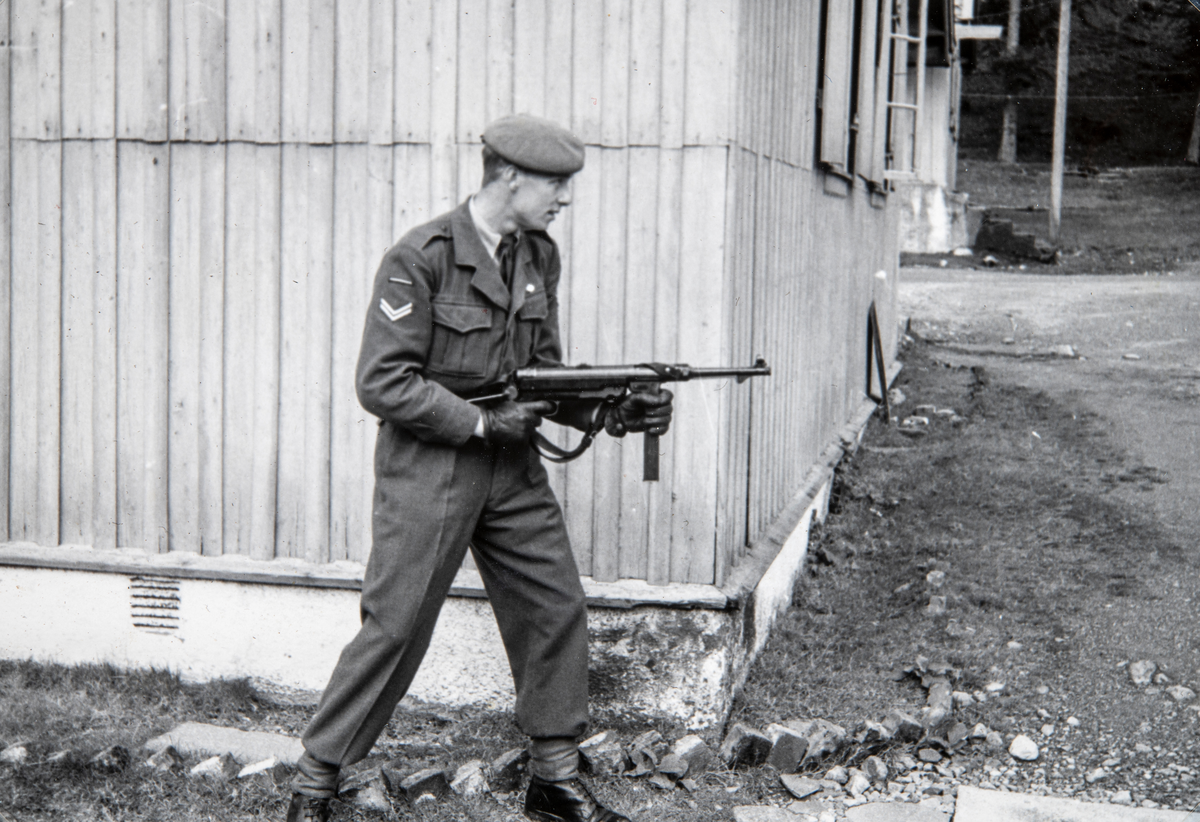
[0,0,903,727]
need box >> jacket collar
[451,200,510,310]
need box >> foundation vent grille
[129,576,181,633]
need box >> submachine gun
[470,358,771,481]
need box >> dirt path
[890,266,1200,810]
[899,266,1200,544]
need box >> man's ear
[503,164,520,190]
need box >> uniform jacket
[356,200,566,445]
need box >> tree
[998,0,1021,162]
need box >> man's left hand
[605,389,674,437]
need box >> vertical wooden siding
[725,0,899,561]
[3,0,757,584]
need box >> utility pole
[1188,86,1200,165]
[998,0,1021,162]
[1049,0,1071,244]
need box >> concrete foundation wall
[896,181,971,253]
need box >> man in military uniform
[286,114,673,822]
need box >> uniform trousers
[301,425,591,770]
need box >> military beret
[482,114,585,176]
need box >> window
[817,0,891,186]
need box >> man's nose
[557,186,572,206]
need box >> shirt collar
[468,196,517,262]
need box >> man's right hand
[484,400,555,445]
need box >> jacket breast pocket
[427,300,494,377]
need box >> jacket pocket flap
[431,301,492,333]
[518,293,549,320]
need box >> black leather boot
[523,776,631,822]
[285,793,332,822]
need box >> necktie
[497,233,517,288]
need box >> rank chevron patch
[380,298,413,322]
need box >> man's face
[510,170,572,231]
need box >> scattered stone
[863,756,888,783]
[338,767,391,812]
[1040,724,1055,737]
[1128,660,1157,686]
[144,745,185,772]
[647,772,676,791]
[884,711,923,743]
[985,732,1006,753]
[780,773,822,799]
[1112,790,1133,805]
[1052,345,1076,358]
[1153,672,1171,685]
[630,730,665,756]
[0,745,28,766]
[144,722,304,766]
[984,681,1005,693]
[1066,717,1080,727]
[914,404,938,416]
[189,753,239,780]
[947,722,968,748]
[1123,353,1142,360]
[1101,757,1120,768]
[450,760,489,796]
[580,732,631,775]
[1008,735,1039,761]
[765,724,809,772]
[856,720,893,745]
[1167,685,1196,702]
[903,416,931,427]
[787,719,846,763]
[1007,641,1024,650]
[925,596,947,616]
[969,723,990,740]
[917,748,942,763]
[825,765,849,785]
[237,756,284,780]
[847,769,871,797]
[384,766,450,803]
[657,753,688,779]
[889,388,906,407]
[1085,767,1107,784]
[925,570,946,587]
[952,247,973,257]
[488,748,528,793]
[671,734,716,777]
[952,691,975,708]
[720,724,773,770]
[924,677,954,732]
[982,254,999,267]
[679,777,699,793]
[944,621,975,638]
[1135,743,1153,754]
[628,747,657,777]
